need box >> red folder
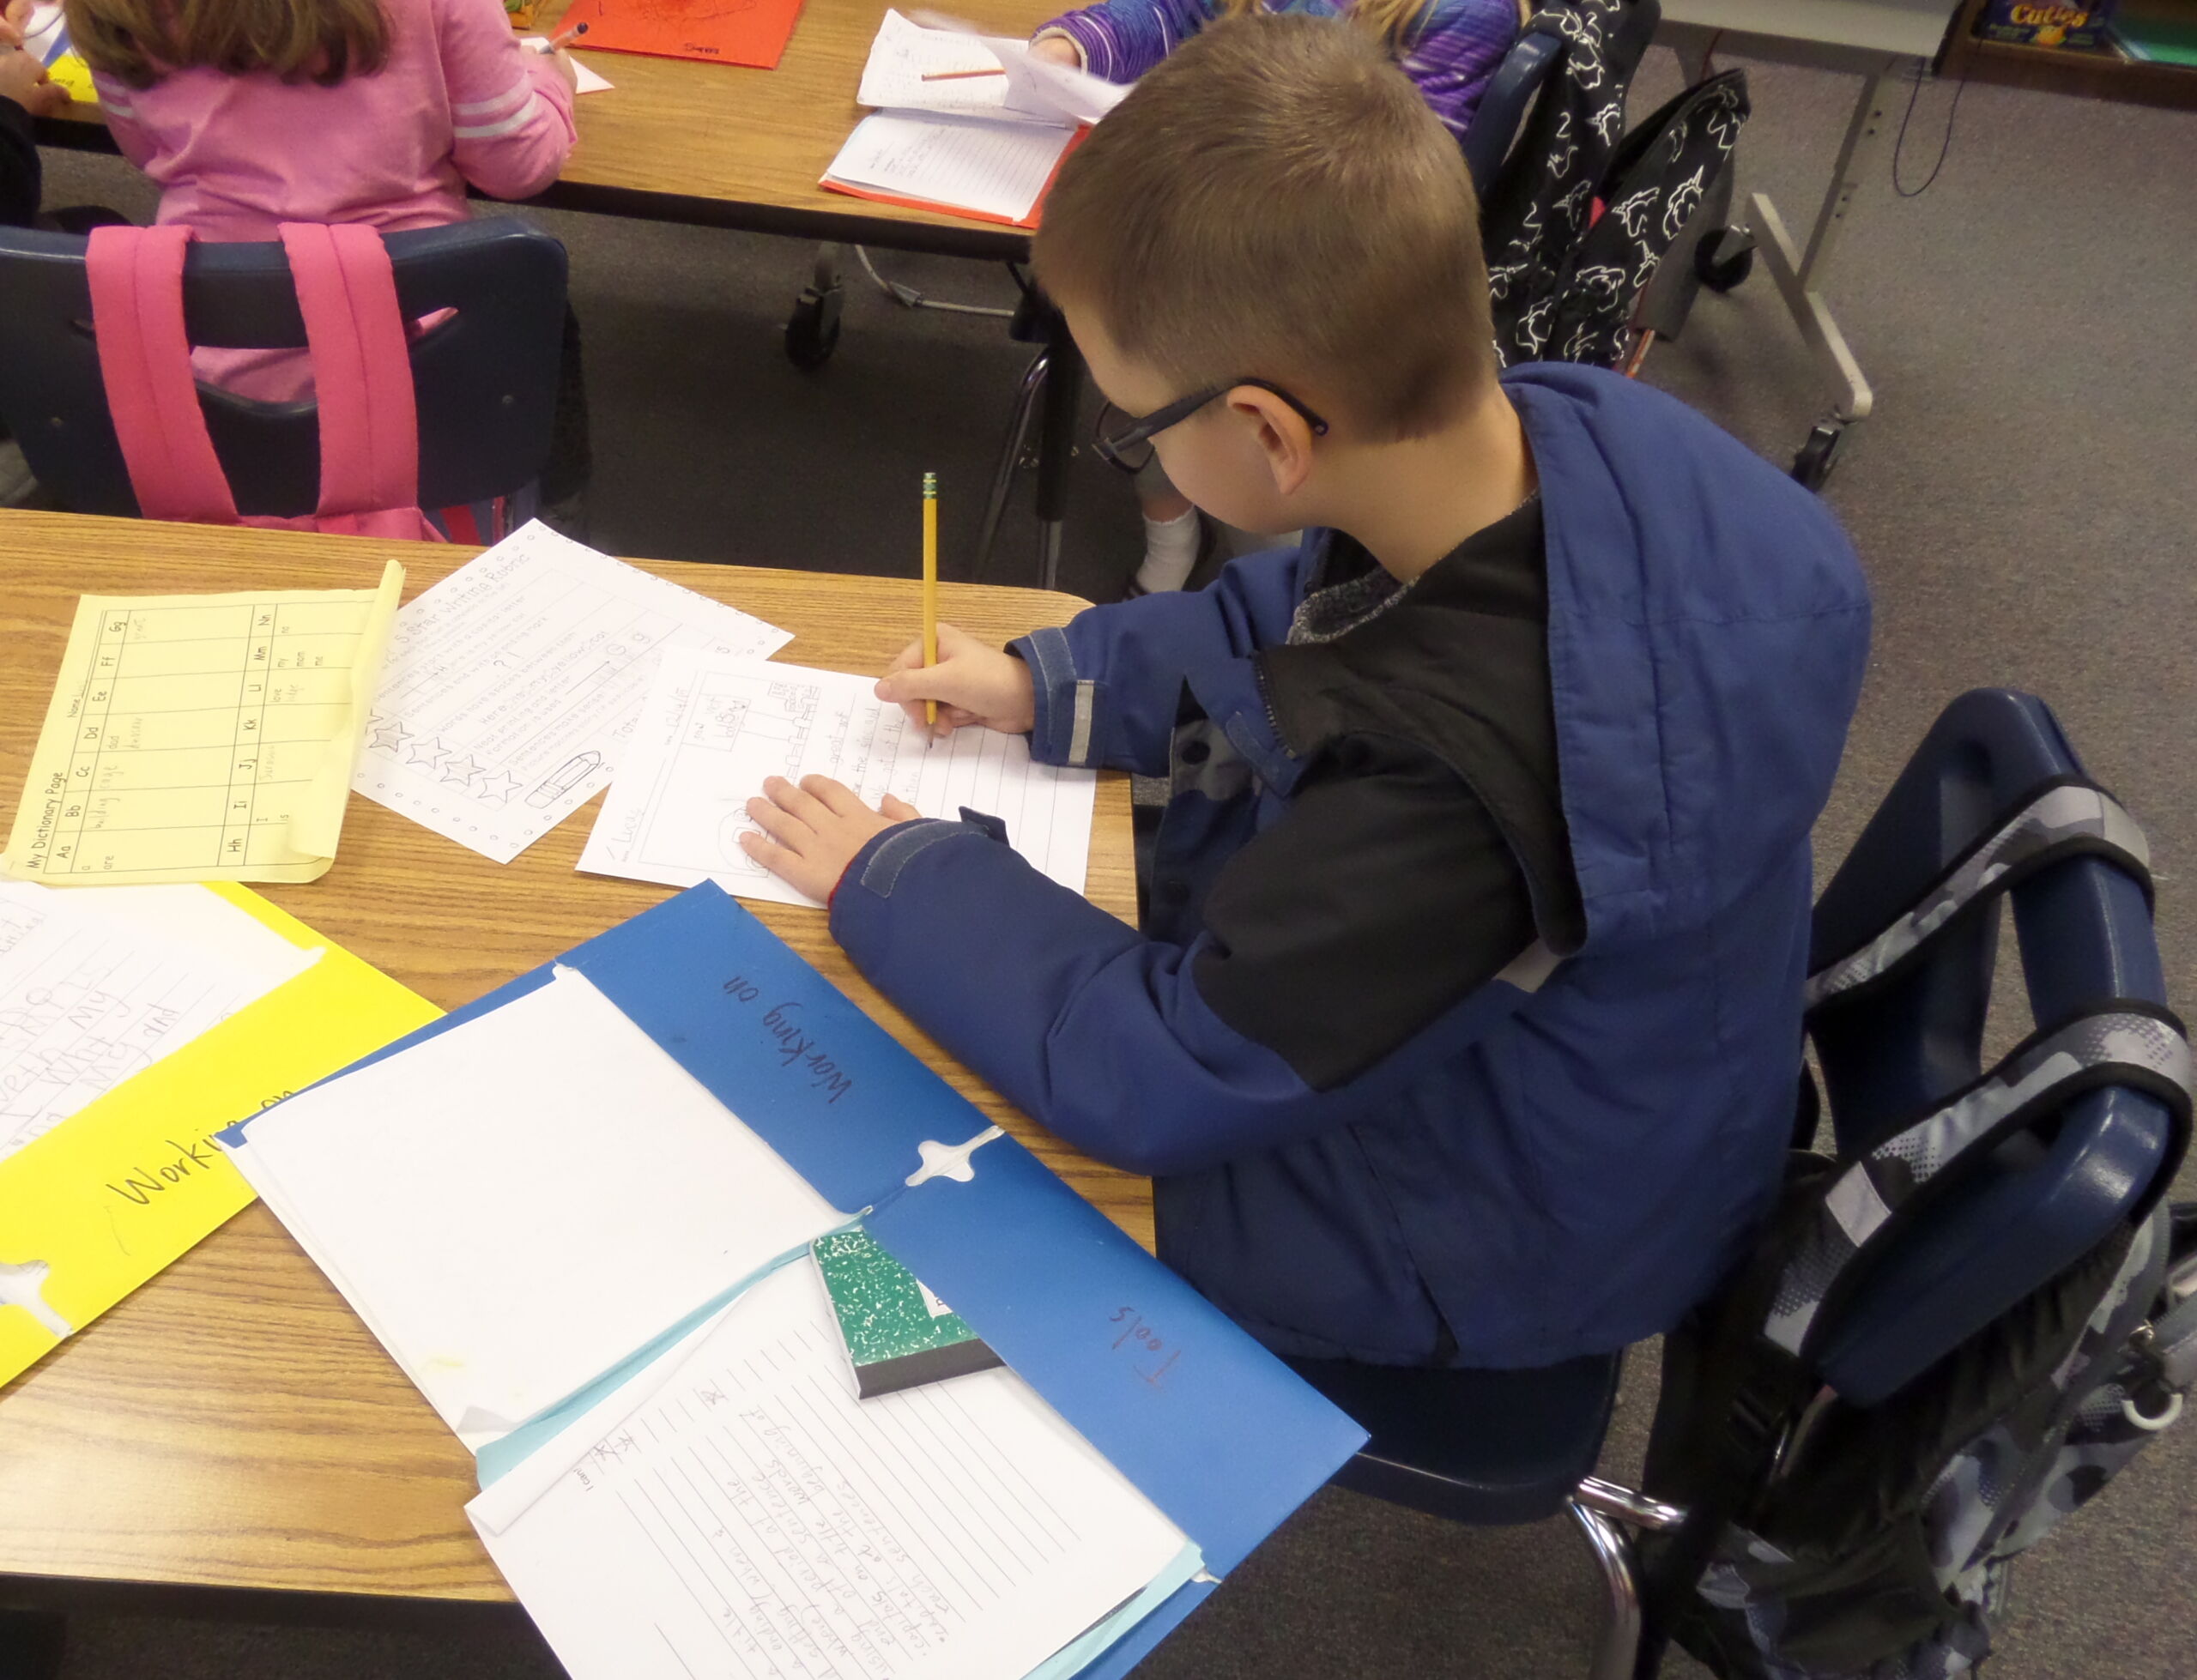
[555,0,808,70]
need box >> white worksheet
[225,966,845,1443]
[578,651,1097,908]
[0,882,312,1163]
[353,523,793,863]
[469,1259,1189,1680]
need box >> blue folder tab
[230,883,1365,1677]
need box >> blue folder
[231,882,1365,1676]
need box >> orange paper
[556,0,808,68]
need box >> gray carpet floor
[25,38,2197,1680]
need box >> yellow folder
[0,884,439,1387]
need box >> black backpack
[1481,0,1748,369]
[1635,781,2195,1680]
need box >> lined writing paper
[578,651,1096,907]
[471,1260,1189,1680]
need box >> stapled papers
[577,650,1097,907]
[351,522,790,863]
[467,1259,1194,1680]
[2,563,403,885]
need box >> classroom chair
[1284,688,2185,1680]
[0,221,568,538]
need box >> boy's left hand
[740,776,921,903]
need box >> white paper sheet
[856,9,1021,116]
[856,11,1127,127]
[469,1260,1189,1680]
[353,523,793,863]
[520,39,615,93]
[227,966,845,1439]
[0,883,312,1163]
[578,650,1096,908]
[823,112,1075,224]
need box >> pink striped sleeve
[89,69,158,170]
[435,0,576,200]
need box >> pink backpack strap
[277,222,423,521]
[85,223,243,526]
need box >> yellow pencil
[922,472,939,728]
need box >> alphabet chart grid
[3,568,402,885]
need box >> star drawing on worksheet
[479,769,527,807]
[369,719,413,754]
[406,735,451,771]
[440,754,487,789]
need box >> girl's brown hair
[65,0,392,89]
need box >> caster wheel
[1694,227,1756,293]
[784,284,843,370]
[1791,423,1843,493]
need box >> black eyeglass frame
[1092,378,1330,474]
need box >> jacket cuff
[1011,624,1103,768]
[832,817,996,920]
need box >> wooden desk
[0,511,1147,1611]
[42,0,1062,259]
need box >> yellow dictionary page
[1,562,403,885]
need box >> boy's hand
[0,45,65,118]
[740,776,921,903]
[876,622,1036,740]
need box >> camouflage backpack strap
[1807,777,2152,1012]
[1764,1005,2194,1364]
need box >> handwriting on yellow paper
[2,564,403,885]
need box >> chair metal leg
[1566,1496,1645,1680]
[975,348,1050,582]
[1032,315,1084,593]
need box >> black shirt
[1189,499,1583,1091]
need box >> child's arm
[880,545,1315,777]
[434,0,576,202]
[1392,0,1522,139]
[1032,0,1220,85]
[795,746,1547,1179]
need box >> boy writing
[741,14,1870,1369]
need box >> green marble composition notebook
[812,1228,1006,1397]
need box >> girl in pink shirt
[68,0,580,407]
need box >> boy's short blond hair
[1033,12,1497,441]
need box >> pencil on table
[922,473,939,729]
[922,67,1006,81]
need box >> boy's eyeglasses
[1092,379,1330,475]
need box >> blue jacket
[832,365,1871,1368]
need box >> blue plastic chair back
[1805,689,2182,1403]
[1460,18,1564,196]
[0,220,567,518]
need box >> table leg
[1032,314,1084,594]
[0,1611,65,1680]
[1747,63,1896,426]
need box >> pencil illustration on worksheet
[351,523,790,863]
